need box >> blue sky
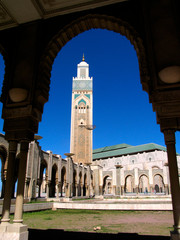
[0,29,179,159]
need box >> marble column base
[0,223,28,240]
[171,230,180,240]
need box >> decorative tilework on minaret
[70,55,93,165]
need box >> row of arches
[0,138,94,200]
[124,174,165,194]
[37,159,93,199]
[103,173,167,195]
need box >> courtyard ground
[17,209,173,240]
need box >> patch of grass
[20,209,173,236]
[44,217,53,220]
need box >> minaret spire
[82,53,85,61]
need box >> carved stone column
[56,183,60,199]
[59,182,63,197]
[46,181,51,198]
[65,183,70,198]
[24,178,30,199]
[1,141,17,225]
[86,185,90,197]
[81,184,83,197]
[13,141,29,224]
[163,130,180,238]
[37,179,42,198]
[75,184,78,197]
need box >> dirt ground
[23,209,174,237]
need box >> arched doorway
[78,171,82,196]
[139,174,149,193]
[83,174,87,196]
[38,160,48,198]
[49,164,58,197]
[103,175,112,195]
[154,174,165,194]
[124,175,134,193]
[73,170,77,197]
[61,167,66,197]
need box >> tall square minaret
[70,55,93,165]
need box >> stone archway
[61,166,66,197]
[83,174,87,196]
[73,170,77,197]
[49,164,58,197]
[37,13,149,107]
[38,159,48,198]
[78,171,82,196]
[103,175,112,195]
[139,174,149,193]
[153,174,165,193]
[124,175,134,193]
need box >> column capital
[163,129,176,145]
[8,140,18,153]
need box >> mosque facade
[92,143,180,195]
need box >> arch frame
[37,13,150,103]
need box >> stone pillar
[86,185,90,197]
[59,182,63,197]
[1,141,17,225]
[81,184,83,197]
[65,183,69,197]
[37,179,41,198]
[149,167,153,194]
[121,186,124,195]
[91,164,103,196]
[163,130,180,238]
[56,183,60,199]
[75,184,78,197]
[13,141,29,224]
[134,167,139,194]
[24,178,30,199]
[164,162,170,195]
[150,185,153,194]
[46,181,50,198]
[115,165,123,196]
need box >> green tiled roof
[93,143,167,160]
[93,143,132,154]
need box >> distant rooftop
[93,143,167,160]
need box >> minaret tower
[70,55,93,165]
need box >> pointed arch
[37,14,149,103]
[103,175,112,195]
[153,174,165,193]
[124,175,134,193]
[139,174,149,193]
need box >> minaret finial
[82,53,85,61]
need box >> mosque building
[0,56,179,200]
[70,54,93,165]
[70,56,180,196]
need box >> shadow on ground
[29,229,170,240]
